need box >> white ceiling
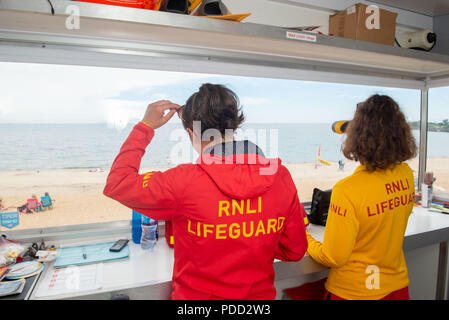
[371,0,449,17]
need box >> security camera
[396,29,437,51]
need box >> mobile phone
[109,239,129,252]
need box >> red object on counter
[76,0,160,9]
[76,0,144,8]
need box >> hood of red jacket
[197,140,282,199]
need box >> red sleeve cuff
[141,121,151,128]
[134,121,155,141]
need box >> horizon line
[0,121,341,125]
[0,121,424,125]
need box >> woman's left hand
[142,100,181,129]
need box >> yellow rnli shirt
[307,163,414,300]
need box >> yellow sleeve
[307,185,359,268]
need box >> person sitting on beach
[0,198,4,211]
[29,194,43,212]
[41,192,55,210]
[306,94,417,300]
[338,160,345,171]
[104,83,308,300]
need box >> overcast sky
[0,61,446,125]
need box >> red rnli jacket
[104,122,307,299]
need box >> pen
[429,209,449,215]
[431,204,449,213]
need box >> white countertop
[29,206,449,300]
[405,206,449,235]
[30,240,174,300]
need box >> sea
[0,123,447,171]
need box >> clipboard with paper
[54,242,129,268]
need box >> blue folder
[54,242,129,268]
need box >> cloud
[240,97,270,106]
[103,99,147,130]
[151,93,171,101]
[0,61,423,125]
[0,62,213,123]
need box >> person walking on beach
[306,94,417,300]
[104,83,308,299]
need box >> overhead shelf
[371,0,449,17]
[1,0,449,88]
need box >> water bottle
[132,210,143,244]
[141,216,158,250]
[422,183,433,208]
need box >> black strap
[47,0,55,15]
[207,140,264,157]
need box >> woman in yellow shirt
[307,94,417,300]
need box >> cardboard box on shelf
[329,3,398,46]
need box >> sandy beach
[0,158,447,232]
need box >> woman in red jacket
[104,83,307,300]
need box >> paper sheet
[54,242,129,268]
[34,263,103,298]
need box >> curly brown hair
[342,94,417,172]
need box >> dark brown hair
[181,83,245,135]
[342,94,417,171]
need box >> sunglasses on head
[177,105,185,122]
